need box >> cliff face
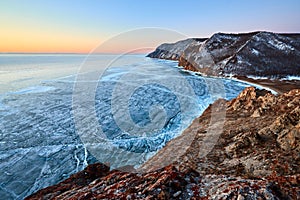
[147,38,207,61]
[26,87,300,199]
[147,32,300,78]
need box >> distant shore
[235,76,300,94]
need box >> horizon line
[0,52,149,55]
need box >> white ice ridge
[74,145,81,172]
[9,86,55,95]
[83,146,88,167]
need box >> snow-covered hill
[147,32,300,78]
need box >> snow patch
[251,49,260,55]
[246,75,270,80]
[268,40,295,51]
[281,75,300,81]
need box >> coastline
[147,31,300,95]
[176,65,300,95]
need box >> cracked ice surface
[0,55,247,199]
[0,80,93,199]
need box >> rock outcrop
[147,32,300,78]
[26,87,300,199]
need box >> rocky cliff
[26,87,300,199]
[147,32,300,78]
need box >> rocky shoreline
[26,87,300,199]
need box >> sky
[1,0,300,53]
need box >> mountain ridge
[147,31,300,78]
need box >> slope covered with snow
[147,31,300,78]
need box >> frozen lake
[0,54,249,199]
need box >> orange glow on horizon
[0,32,155,54]
[0,26,104,53]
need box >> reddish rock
[25,163,110,200]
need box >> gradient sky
[1,0,300,53]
